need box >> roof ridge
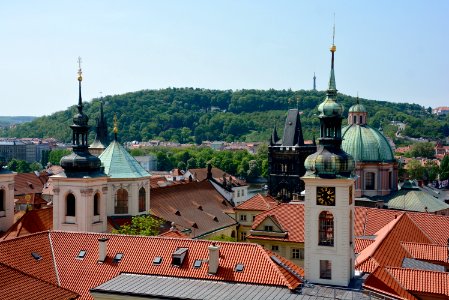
[260,247,299,290]
[48,231,61,286]
[386,266,449,275]
[378,267,416,300]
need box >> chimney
[207,164,212,180]
[208,243,220,274]
[98,237,109,263]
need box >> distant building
[134,154,158,172]
[432,106,449,115]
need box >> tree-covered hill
[1,88,448,144]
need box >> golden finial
[77,57,83,81]
[113,114,118,134]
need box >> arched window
[365,172,375,190]
[138,187,146,212]
[318,211,334,246]
[115,189,128,214]
[66,193,76,217]
[353,115,356,124]
[93,193,100,216]
[359,115,363,124]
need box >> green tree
[7,159,31,173]
[409,142,435,158]
[247,160,261,179]
[48,149,71,165]
[406,159,425,180]
[30,162,43,172]
[439,156,449,180]
[112,215,164,236]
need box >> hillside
[1,88,447,144]
[0,116,37,127]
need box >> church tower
[268,110,316,202]
[302,34,356,286]
[52,58,109,233]
[0,163,15,233]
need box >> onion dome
[304,147,355,177]
[304,40,354,178]
[348,98,367,113]
[60,58,102,176]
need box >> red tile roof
[150,181,237,237]
[386,267,449,297]
[0,262,79,300]
[188,167,246,186]
[401,242,449,264]
[1,207,53,240]
[159,229,190,239]
[248,203,304,243]
[0,231,304,300]
[234,193,278,211]
[14,172,48,196]
[354,238,375,254]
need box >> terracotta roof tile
[401,242,449,263]
[249,203,304,243]
[363,266,416,300]
[354,238,375,254]
[14,172,48,196]
[386,267,449,297]
[159,230,190,239]
[188,167,246,186]
[46,231,303,299]
[0,232,58,284]
[0,262,79,300]
[235,193,278,211]
[1,207,53,240]
[150,181,237,237]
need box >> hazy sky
[0,1,447,116]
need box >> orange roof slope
[159,230,190,239]
[386,267,449,297]
[14,172,48,196]
[235,193,278,211]
[46,231,303,299]
[0,262,79,300]
[0,232,58,284]
[150,181,237,237]
[401,242,449,264]
[355,214,432,273]
[188,167,246,186]
[249,203,304,243]
[1,207,53,240]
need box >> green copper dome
[341,124,394,162]
[348,103,367,113]
[99,140,151,179]
[304,147,354,177]
[318,98,344,117]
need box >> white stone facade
[302,177,355,286]
[0,172,15,232]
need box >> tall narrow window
[93,193,100,216]
[318,211,334,246]
[320,260,332,279]
[115,189,128,214]
[388,171,392,190]
[138,187,146,212]
[353,115,356,124]
[359,115,363,124]
[0,189,4,211]
[365,172,375,190]
[66,193,76,217]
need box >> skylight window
[153,256,162,265]
[31,252,42,261]
[235,263,244,272]
[112,253,123,263]
[193,259,202,268]
[77,250,86,259]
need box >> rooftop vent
[153,256,163,265]
[172,248,188,267]
[213,216,219,222]
[31,252,42,261]
[208,243,220,274]
[197,205,203,211]
[77,250,86,259]
[113,253,123,263]
[175,210,181,216]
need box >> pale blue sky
[0,1,447,116]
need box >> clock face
[316,186,336,206]
[349,186,353,205]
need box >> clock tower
[302,35,356,286]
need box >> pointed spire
[328,17,337,92]
[77,57,83,113]
[113,113,118,141]
[271,124,279,144]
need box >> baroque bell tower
[302,30,356,286]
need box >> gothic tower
[52,59,109,233]
[268,110,316,202]
[302,36,356,286]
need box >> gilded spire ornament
[113,114,118,140]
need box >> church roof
[348,103,367,113]
[385,189,449,213]
[99,140,150,179]
[341,124,395,162]
[281,109,304,146]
